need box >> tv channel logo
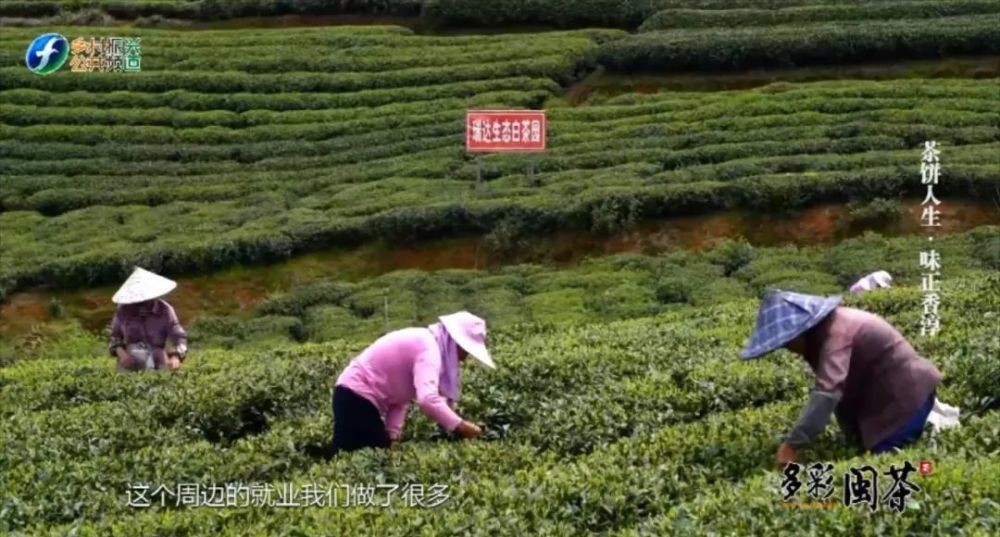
[25,33,69,75]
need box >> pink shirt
[336,327,464,439]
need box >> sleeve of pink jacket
[413,340,464,432]
[385,404,408,440]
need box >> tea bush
[845,198,903,227]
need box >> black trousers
[332,386,390,454]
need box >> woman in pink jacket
[332,311,496,453]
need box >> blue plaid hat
[741,290,842,359]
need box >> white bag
[926,398,961,432]
[126,343,155,370]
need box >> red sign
[466,110,546,153]
[919,459,933,476]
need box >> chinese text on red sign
[466,110,546,153]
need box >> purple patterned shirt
[108,299,187,361]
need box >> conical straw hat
[112,267,177,305]
[741,290,842,359]
[439,311,495,369]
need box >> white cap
[112,267,177,305]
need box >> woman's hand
[166,353,183,371]
[116,348,142,371]
[454,421,483,440]
[776,441,797,468]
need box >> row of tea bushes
[600,15,1000,71]
[2,75,996,296]
[3,268,997,534]
[639,1,1000,30]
